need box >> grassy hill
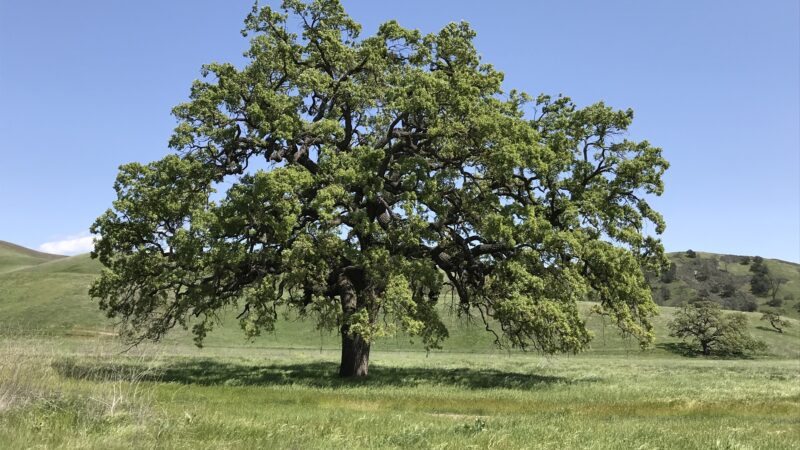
[1,243,798,448]
[0,252,104,333]
[650,251,800,317]
[0,242,798,358]
[0,240,65,274]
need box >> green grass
[1,243,799,448]
[1,338,798,449]
[0,254,104,333]
[1,248,798,360]
[0,240,64,274]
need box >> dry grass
[0,334,159,421]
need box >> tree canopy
[668,301,764,356]
[90,0,669,376]
[749,257,771,297]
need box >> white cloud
[39,234,95,255]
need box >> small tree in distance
[90,0,669,377]
[766,277,788,307]
[720,283,737,298]
[659,262,677,283]
[760,311,789,334]
[668,301,764,356]
[750,257,771,297]
[659,286,671,304]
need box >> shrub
[766,297,783,308]
[749,258,771,297]
[721,283,737,298]
[660,262,677,284]
[740,299,758,312]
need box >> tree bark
[338,272,370,377]
[340,329,370,377]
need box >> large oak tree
[91,0,669,377]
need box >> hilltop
[650,251,800,317]
[0,240,65,274]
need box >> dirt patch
[66,329,117,337]
[429,412,489,420]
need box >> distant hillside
[0,241,798,357]
[0,240,65,274]
[649,251,800,317]
[0,251,104,332]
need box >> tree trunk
[340,330,370,377]
[701,341,710,356]
[337,272,371,377]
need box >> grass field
[1,337,798,449]
[1,242,799,449]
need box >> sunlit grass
[1,337,798,449]
[1,247,798,448]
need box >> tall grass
[0,333,161,443]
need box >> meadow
[1,335,799,449]
[1,243,799,449]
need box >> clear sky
[1,1,798,261]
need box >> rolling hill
[0,250,104,333]
[648,250,800,315]
[0,240,65,274]
[0,241,797,358]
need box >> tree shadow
[656,342,758,360]
[656,342,700,357]
[53,358,576,390]
[755,326,781,333]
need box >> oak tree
[749,257,771,297]
[669,301,764,356]
[760,310,789,333]
[90,0,668,377]
[766,276,788,306]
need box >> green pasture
[1,243,798,449]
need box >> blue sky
[1,1,798,261]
